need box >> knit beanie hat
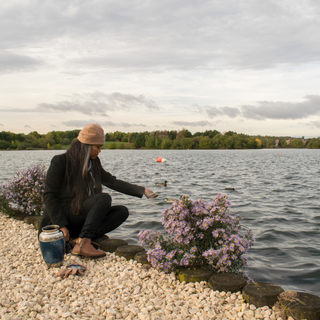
[77,124,105,145]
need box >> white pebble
[0,213,281,320]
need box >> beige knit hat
[77,124,105,145]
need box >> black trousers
[66,193,129,239]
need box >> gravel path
[0,213,285,320]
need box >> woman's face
[90,145,102,159]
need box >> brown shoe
[72,238,106,258]
[72,237,99,249]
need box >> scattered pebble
[0,213,285,319]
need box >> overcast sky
[0,0,319,137]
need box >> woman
[39,123,158,258]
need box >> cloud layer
[0,92,159,116]
[201,95,320,121]
[0,50,43,73]
[1,0,319,72]
[62,119,147,129]
[0,0,319,137]
[38,92,159,116]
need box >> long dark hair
[66,139,102,215]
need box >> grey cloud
[0,108,38,113]
[24,125,31,128]
[38,101,109,117]
[38,92,159,116]
[310,120,320,129]
[201,95,320,120]
[62,120,147,128]
[120,122,147,128]
[220,107,241,118]
[203,106,223,118]
[0,50,43,73]
[171,120,212,127]
[241,95,320,120]
[0,123,3,126]
[71,49,215,71]
[62,119,102,128]
[1,1,319,71]
[0,92,159,116]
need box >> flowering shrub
[0,164,46,216]
[138,193,255,279]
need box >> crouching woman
[38,124,157,258]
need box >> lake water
[1,149,319,296]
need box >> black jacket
[39,153,145,234]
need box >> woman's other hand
[60,226,70,242]
[144,188,158,198]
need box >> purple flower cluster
[0,164,46,216]
[138,193,255,280]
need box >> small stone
[62,312,72,318]
[255,312,264,319]
[244,310,255,317]
[166,304,174,312]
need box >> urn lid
[39,225,64,242]
[41,225,60,233]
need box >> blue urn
[39,225,65,268]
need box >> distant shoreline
[0,147,315,151]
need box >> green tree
[224,130,236,137]
[145,135,156,149]
[108,142,117,149]
[128,132,138,143]
[291,139,304,148]
[171,139,182,149]
[15,133,25,142]
[211,139,219,149]
[233,136,243,149]
[306,138,320,149]
[192,137,200,149]
[161,138,172,149]
[155,136,162,149]
[203,130,220,138]
[113,131,125,141]
[279,138,287,148]
[0,140,9,149]
[266,138,275,148]
[134,133,146,149]
[121,133,129,142]
[225,137,235,149]
[0,131,12,142]
[168,130,177,140]
[105,133,112,141]
[25,134,40,148]
[61,138,71,145]
[199,136,212,149]
[181,128,192,138]
[28,131,42,139]
[181,138,194,149]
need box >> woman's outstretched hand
[144,188,158,198]
[60,226,70,242]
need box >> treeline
[0,130,80,150]
[0,129,319,150]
